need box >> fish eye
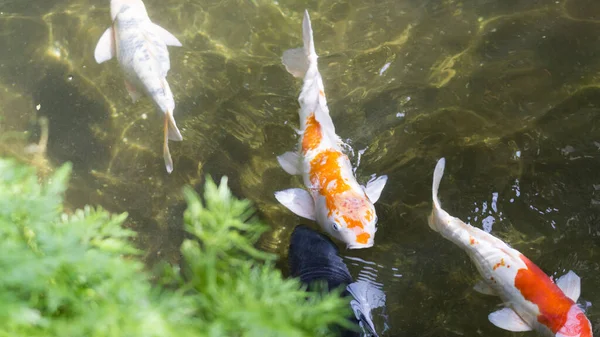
[332,223,341,231]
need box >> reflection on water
[1,0,600,335]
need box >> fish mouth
[346,241,374,250]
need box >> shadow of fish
[289,224,384,337]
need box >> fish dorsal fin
[363,175,388,203]
[556,270,581,302]
[281,10,315,78]
[282,48,308,78]
[473,280,497,296]
[274,188,316,220]
[151,23,182,47]
[277,151,302,175]
[94,27,115,64]
[488,307,532,332]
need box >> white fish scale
[114,7,173,113]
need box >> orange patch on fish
[365,209,374,222]
[469,236,476,245]
[342,215,364,230]
[309,150,351,214]
[514,254,573,333]
[493,259,506,270]
[302,113,322,153]
[319,90,325,97]
[356,232,370,245]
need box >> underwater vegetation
[0,157,351,337]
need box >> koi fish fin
[282,48,309,78]
[427,158,446,231]
[124,80,142,102]
[274,188,315,220]
[282,10,316,78]
[151,23,182,47]
[94,27,115,64]
[473,280,497,296]
[431,158,445,210]
[166,111,183,141]
[488,308,532,332]
[277,151,302,175]
[301,10,317,63]
[347,280,385,337]
[163,114,174,174]
[363,175,388,203]
[556,270,581,302]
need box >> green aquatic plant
[0,158,350,337]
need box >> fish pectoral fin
[488,308,532,332]
[124,80,142,102]
[556,270,581,302]
[473,280,497,296]
[151,23,182,47]
[277,151,302,175]
[282,47,309,78]
[94,27,115,64]
[274,188,315,220]
[363,175,388,203]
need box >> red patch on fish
[302,113,322,153]
[572,312,592,337]
[514,254,573,333]
[469,236,476,245]
[493,259,506,270]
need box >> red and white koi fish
[428,158,593,337]
[274,11,387,249]
[94,0,183,173]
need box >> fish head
[319,191,378,249]
[555,304,593,337]
[110,0,147,21]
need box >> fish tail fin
[163,111,181,174]
[166,111,183,141]
[347,281,384,337]
[427,158,446,232]
[301,10,318,63]
[282,10,317,78]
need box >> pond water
[1,0,599,336]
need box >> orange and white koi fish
[94,0,183,173]
[274,11,387,249]
[429,158,593,337]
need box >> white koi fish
[429,158,593,337]
[274,11,388,249]
[94,0,183,173]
